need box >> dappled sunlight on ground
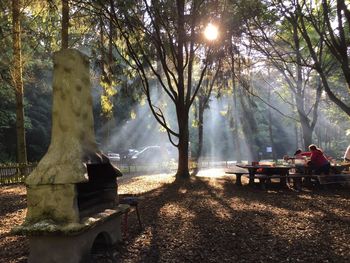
[0,185,26,196]
[118,172,176,195]
[118,168,230,195]
[1,168,350,262]
[0,185,26,236]
[195,168,228,178]
[159,203,196,220]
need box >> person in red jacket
[294,149,312,158]
[307,144,330,174]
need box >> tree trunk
[106,15,115,145]
[294,83,317,149]
[12,0,27,164]
[175,0,190,179]
[267,87,276,161]
[299,117,313,148]
[233,101,242,162]
[61,0,69,49]
[230,48,242,163]
[294,123,299,148]
[316,127,321,147]
[293,21,314,150]
[176,105,190,179]
[291,93,299,148]
[295,107,312,149]
[99,18,108,147]
[196,99,204,162]
[239,93,259,162]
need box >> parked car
[130,146,169,165]
[120,149,139,162]
[106,152,120,163]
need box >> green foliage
[100,80,117,118]
[0,83,17,161]
[0,0,349,164]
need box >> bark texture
[12,0,27,164]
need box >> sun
[204,23,219,41]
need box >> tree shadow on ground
[111,176,350,263]
[1,174,349,263]
[0,188,26,216]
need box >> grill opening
[91,232,112,254]
[77,162,121,218]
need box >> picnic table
[235,164,292,189]
[226,162,350,191]
[288,162,350,190]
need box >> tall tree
[91,0,219,179]
[12,0,27,163]
[295,0,350,116]
[267,73,276,160]
[194,60,222,161]
[61,0,69,49]
[241,0,322,148]
[227,39,243,162]
[99,14,117,149]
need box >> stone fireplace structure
[12,49,128,263]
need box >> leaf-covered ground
[1,168,350,263]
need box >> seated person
[292,149,311,173]
[294,149,311,158]
[283,149,310,161]
[307,144,330,175]
[344,145,350,162]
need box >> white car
[130,146,169,164]
[107,152,121,163]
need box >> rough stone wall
[25,49,99,224]
[26,49,98,186]
[25,184,79,224]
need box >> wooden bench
[316,174,350,185]
[244,173,315,191]
[224,171,248,186]
[286,174,317,191]
[226,170,350,190]
[226,171,290,189]
[253,174,289,190]
[286,173,350,190]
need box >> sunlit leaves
[219,110,228,117]
[100,78,117,118]
[130,109,137,120]
[140,97,146,106]
[100,95,114,118]
[158,126,167,133]
[192,119,199,128]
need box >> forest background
[0,0,349,166]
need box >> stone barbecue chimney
[13,49,128,263]
[25,49,102,225]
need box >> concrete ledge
[27,212,122,263]
[12,204,130,236]
[12,204,130,263]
